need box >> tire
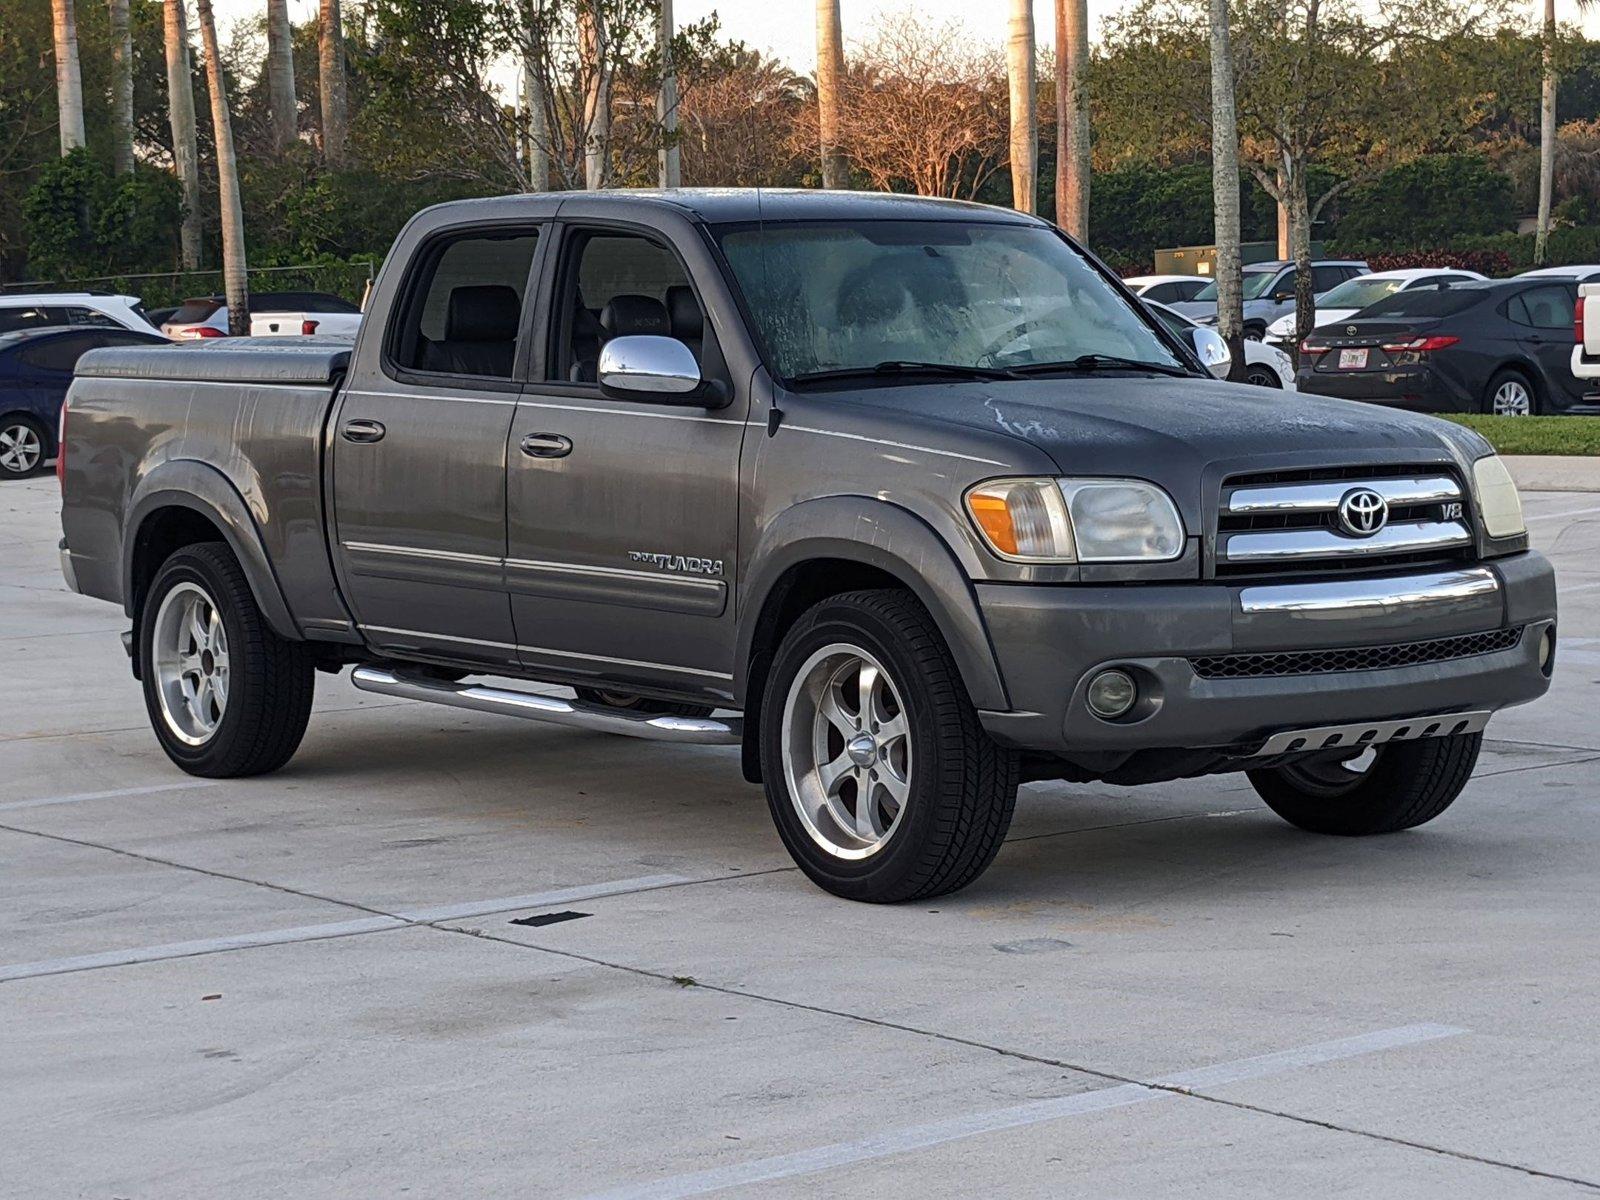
[1247,733,1481,836]
[759,589,1019,903]
[1244,365,1282,389]
[139,542,315,777]
[573,687,714,719]
[1243,321,1267,340]
[0,414,49,479]
[1483,369,1538,417]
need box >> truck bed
[62,339,355,638]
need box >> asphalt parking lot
[3,473,1598,1198]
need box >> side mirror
[598,335,717,405]
[1188,326,1232,379]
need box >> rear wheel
[1248,733,1481,836]
[1485,369,1538,416]
[0,414,48,479]
[140,542,315,777]
[573,687,714,719]
[760,589,1018,903]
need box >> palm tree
[521,18,550,191]
[579,0,610,188]
[1534,0,1594,263]
[164,0,203,269]
[816,0,846,188]
[1006,0,1037,213]
[1208,0,1245,380]
[658,0,680,187]
[194,0,249,336]
[266,0,298,152]
[50,0,86,154]
[319,0,349,165]
[1054,0,1089,236]
[110,0,135,172]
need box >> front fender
[736,496,1009,711]
[123,460,299,639]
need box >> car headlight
[965,478,1186,563]
[1471,455,1525,539]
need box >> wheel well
[738,558,910,784]
[1485,363,1541,408]
[130,506,226,619]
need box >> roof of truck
[437,188,1045,226]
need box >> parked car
[1516,265,1600,283]
[60,191,1553,902]
[0,326,167,478]
[1171,260,1370,337]
[1144,299,1296,389]
[0,292,163,337]
[1123,274,1212,304]
[1296,277,1597,415]
[1263,268,1487,347]
[161,291,363,339]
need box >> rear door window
[1507,286,1575,330]
[1312,266,1347,293]
[388,228,540,381]
[0,307,54,334]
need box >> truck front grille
[1190,626,1523,680]
[1216,464,1474,578]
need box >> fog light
[1087,669,1138,719]
[1539,628,1555,675]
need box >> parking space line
[581,1025,1466,1200]
[0,873,687,983]
[1525,505,1600,523]
[0,780,217,814]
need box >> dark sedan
[1295,278,1598,416]
[0,326,168,478]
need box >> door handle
[520,433,573,458]
[341,419,386,443]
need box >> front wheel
[1248,733,1481,836]
[760,589,1018,903]
[1244,365,1283,389]
[140,542,315,777]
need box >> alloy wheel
[151,581,231,745]
[1492,379,1533,417]
[0,422,42,475]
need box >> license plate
[1338,348,1369,370]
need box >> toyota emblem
[1346,325,1358,335]
[1337,487,1388,537]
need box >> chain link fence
[0,261,379,310]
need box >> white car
[1262,267,1487,347]
[1144,299,1296,390]
[0,293,163,337]
[1517,265,1600,283]
[162,291,363,340]
[1123,274,1212,304]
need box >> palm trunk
[522,54,549,191]
[1276,176,1290,258]
[1006,0,1037,213]
[816,0,846,188]
[658,0,680,187]
[1208,0,1244,379]
[319,0,348,166]
[51,0,87,154]
[195,0,249,336]
[580,1,610,189]
[110,0,136,171]
[164,0,203,269]
[1535,0,1557,266]
[266,0,298,153]
[1054,0,1089,236]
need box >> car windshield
[1357,288,1491,318]
[1192,269,1281,302]
[1317,276,1411,309]
[715,220,1184,382]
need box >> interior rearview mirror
[598,335,720,406]
[1188,326,1232,380]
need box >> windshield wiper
[789,360,1025,385]
[1008,354,1193,379]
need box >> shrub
[1331,155,1517,248]
[1359,249,1515,276]
[20,149,181,280]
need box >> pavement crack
[437,922,1600,1194]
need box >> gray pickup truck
[58,191,1556,902]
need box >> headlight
[1471,454,1525,539]
[965,478,1186,563]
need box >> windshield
[1193,269,1281,302]
[1358,288,1490,318]
[715,220,1183,381]
[1317,276,1410,309]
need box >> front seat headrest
[600,294,671,338]
[446,285,521,342]
[666,286,703,341]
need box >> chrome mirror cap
[1189,326,1232,379]
[598,335,702,395]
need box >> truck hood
[841,376,1490,527]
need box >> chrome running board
[1254,710,1491,758]
[350,665,742,745]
